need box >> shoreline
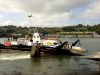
[47,35,100,38]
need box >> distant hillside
[0,24,100,37]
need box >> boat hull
[0,44,83,56]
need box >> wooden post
[30,43,41,57]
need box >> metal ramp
[84,52,100,72]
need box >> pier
[85,52,100,72]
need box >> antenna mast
[27,15,32,34]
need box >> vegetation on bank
[0,24,100,37]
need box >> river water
[0,38,100,75]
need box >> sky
[0,0,100,27]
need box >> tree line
[0,24,100,37]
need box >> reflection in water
[0,51,99,75]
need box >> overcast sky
[0,0,100,27]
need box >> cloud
[0,0,22,13]
[83,0,100,19]
[23,12,75,27]
[0,14,22,26]
[0,0,89,14]
[0,14,3,18]
[0,0,91,27]
[0,20,19,26]
[3,20,13,25]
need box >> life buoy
[4,41,11,46]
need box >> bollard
[30,43,41,57]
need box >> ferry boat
[10,32,61,48]
[0,32,86,55]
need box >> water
[0,38,100,75]
[62,38,100,54]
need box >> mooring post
[30,43,41,57]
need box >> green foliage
[0,24,100,37]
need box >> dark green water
[0,38,100,75]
